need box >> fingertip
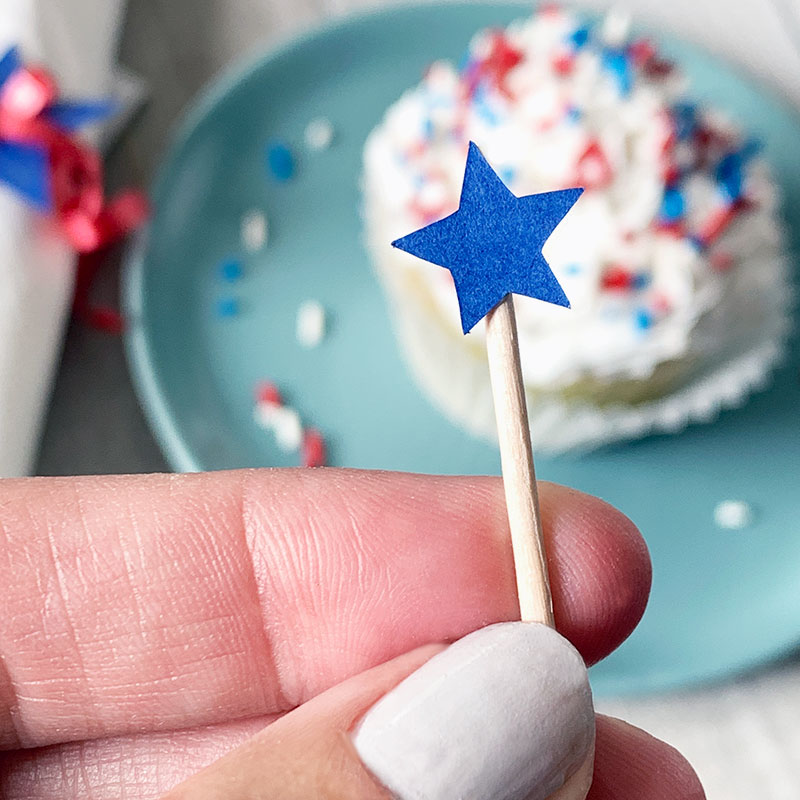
[541,483,652,664]
[589,715,705,800]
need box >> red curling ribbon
[72,190,149,333]
[0,58,149,332]
[1,66,57,120]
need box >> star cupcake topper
[392,141,581,333]
[392,141,583,626]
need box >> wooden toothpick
[391,142,582,628]
[485,295,554,627]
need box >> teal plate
[124,2,800,695]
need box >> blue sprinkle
[633,273,651,290]
[565,263,582,276]
[634,308,653,331]
[216,297,240,318]
[569,26,591,49]
[500,167,515,185]
[422,117,434,139]
[602,49,632,95]
[474,86,499,126]
[672,103,697,140]
[266,140,295,182]
[566,105,582,123]
[660,186,685,221]
[716,152,744,202]
[689,235,705,252]
[218,258,243,283]
[741,138,762,162]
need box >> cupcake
[362,6,791,451]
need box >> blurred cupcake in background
[362,5,791,452]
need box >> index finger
[0,469,649,749]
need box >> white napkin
[0,0,126,477]
[580,0,800,108]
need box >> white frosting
[363,7,789,394]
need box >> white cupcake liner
[379,250,794,454]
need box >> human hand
[0,469,703,798]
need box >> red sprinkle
[552,53,574,75]
[652,293,672,315]
[644,57,674,78]
[256,381,282,407]
[662,164,682,185]
[480,32,524,97]
[601,264,633,291]
[710,251,734,272]
[655,219,686,238]
[697,205,739,245]
[628,39,656,67]
[302,428,327,468]
[540,2,563,15]
[409,197,449,225]
[576,140,613,189]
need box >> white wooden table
[38,1,800,797]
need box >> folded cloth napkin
[0,0,126,477]
[580,0,800,108]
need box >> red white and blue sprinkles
[211,118,338,464]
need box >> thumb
[162,624,595,800]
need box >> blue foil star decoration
[392,141,583,334]
[0,46,118,212]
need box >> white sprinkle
[253,401,280,430]
[304,117,334,151]
[272,406,304,452]
[241,210,268,252]
[296,300,327,348]
[714,500,755,530]
[418,180,448,211]
[600,9,632,48]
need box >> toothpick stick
[391,142,582,627]
[485,294,554,627]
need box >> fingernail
[352,622,594,800]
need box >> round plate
[124,2,800,695]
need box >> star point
[392,141,582,334]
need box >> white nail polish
[353,623,594,800]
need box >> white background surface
[20,0,800,796]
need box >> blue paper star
[392,141,583,333]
